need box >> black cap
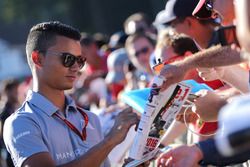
[192,0,216,19]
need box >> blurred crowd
[1,0,250,166]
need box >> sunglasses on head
[193,0,218,20]
[135,46,149,57]
[44,50,87,69]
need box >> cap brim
[192,0,206,16]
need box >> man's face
[40,35,83,90]
[128,37,154,73]
[167,19,192,37]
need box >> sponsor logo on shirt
[56,148,85,161]
[13,131,31,143]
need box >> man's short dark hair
[26,21,81,68]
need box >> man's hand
[156,145,203,167]
[192,90,227,122]
[159,63,189,90]
[106,107,139,145]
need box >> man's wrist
[103,134,118,149]
[173,58,194,74]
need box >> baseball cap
[154,0,199,25]
[105,48,128,84]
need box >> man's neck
[196,27,214,49]
[34,83,66,113]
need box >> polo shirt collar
[65,95,78,112]
[26,90,78,116]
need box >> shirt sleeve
[3,115,49,167]
[199,138,250,166]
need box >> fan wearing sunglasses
[3,21,139,167]
[125,32,156,77]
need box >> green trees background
[0,0,166,44]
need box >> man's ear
[31,51,42,67]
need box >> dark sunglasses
[135,47,149,57]
[44,51,87,69]
[193,0,218,19]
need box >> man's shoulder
[4,102,38,128]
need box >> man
[3,21,139,167]
[154,0,221,49]
[125,32,155,76]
